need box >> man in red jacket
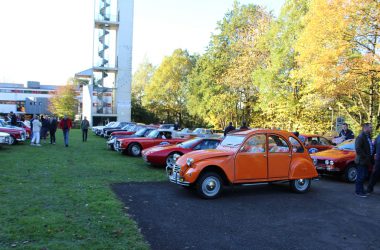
[59,115,72,147]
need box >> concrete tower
[77,0,133,126]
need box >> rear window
[289,136,304,153]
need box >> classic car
[104,123,146,138]
[13,121,32,139]
[0,120,27,144]
[0,132,11,145]
[310,139,370,183]
[142,137,222,167]
[299,134,334,153]
[92,122,116,134]
[167,129,318,199]
[101,122,133,137]
[106,127,157,150]
[114,129,190,156]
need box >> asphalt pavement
[112,178,380,250]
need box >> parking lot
[113,178,380,250]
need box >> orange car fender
[289,157,318,179]
[183,156,234,184]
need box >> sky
[0,0,285,86]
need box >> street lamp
[328,106,334,132]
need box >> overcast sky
[0,0,285,85]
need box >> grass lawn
[0,129,166,249]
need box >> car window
[289,137,304,153]
[240,134,266,153]
[268,135,289,153]
[319,137,330,146]
[194,140,220,150]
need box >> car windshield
[135,128,147,136]
[147,130,159,138]
[105,122,115,128]
[193,128,203,134]
[121,124,132,130]
[218,135,245,148]
[178,138,202,149]
[0,120,5,127]
[336,140,355,151]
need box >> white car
[0,132,12,145]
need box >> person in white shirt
[31,115,42,146]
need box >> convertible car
[115,129,190,156]
[142,137,222,167]
[107,127,157,150]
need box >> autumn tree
[142,49,196,125]
[49,80,78,118]
[296,0,380,132]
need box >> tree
[49,81,78,118]
[142,49,196,125]
[132,59,156,105]
[296,0,380,132]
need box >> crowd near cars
[96,121,368,199]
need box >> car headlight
[186,158,194,167]
[325,160,330,165]
[329,160,334,165]
[312,158,318,166]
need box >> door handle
[263,155,267,157]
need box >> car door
[234,134,267,181]
[267,134,291,179]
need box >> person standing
[224,122,236,137]
[367,132,380,194]
[339,123,355,141]
[9,111,17,126]
[239,121,249,130]
[49,116,58,144]
[80,116,90,142]
[354,123,374,197]
[30,115,42,146]
[59,115,72,147]
[40,115,49,143]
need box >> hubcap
[202,176,220,197]
[294,179,309,191]
[166,155,175,167]
[348,168,357,181]
[132,145,140,155]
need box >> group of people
[223,121,249,136]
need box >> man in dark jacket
[9,111,17,126]
[49,116,58,144]
[367,133,380,194]
[339,123,355,141]
[224,122,236,137]
[80,116,90,142]
[355,123,374,197]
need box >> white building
[76,0,134,126]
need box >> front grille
[173,164,181,173]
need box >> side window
[195,140,220,150]
[289,137,304,153]
[268,135,289,153]
[240,134,266,153]
[310,137,319,145]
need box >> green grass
[0,130,166,249]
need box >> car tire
[289,179,311,193]
[343,165,357,183]
[166,152,182,168]
[196,172,223,199]
[128,143,142,157]
[9,136,16,145]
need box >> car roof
[232,129,297,138]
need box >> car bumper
[315,165,342,173]
[16,133,27,142]
[166,165,190,186]
[0,136,11,144]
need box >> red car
[110,125,157,137]
[0,120,27,144]
[310,139,372,182]
[14,121,31,139]
[115,129,190,156]
[142,137,222,167]
[299,134,334,153]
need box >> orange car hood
[312,148,355,160]
[177,149,234,165]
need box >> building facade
[76,0,134,126]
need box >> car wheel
[344,165,357,183]
[166,153,182,167]
[128,143,142,157]
[290,179,311,193]
[9,136,15,145]
[196,172,223,199]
